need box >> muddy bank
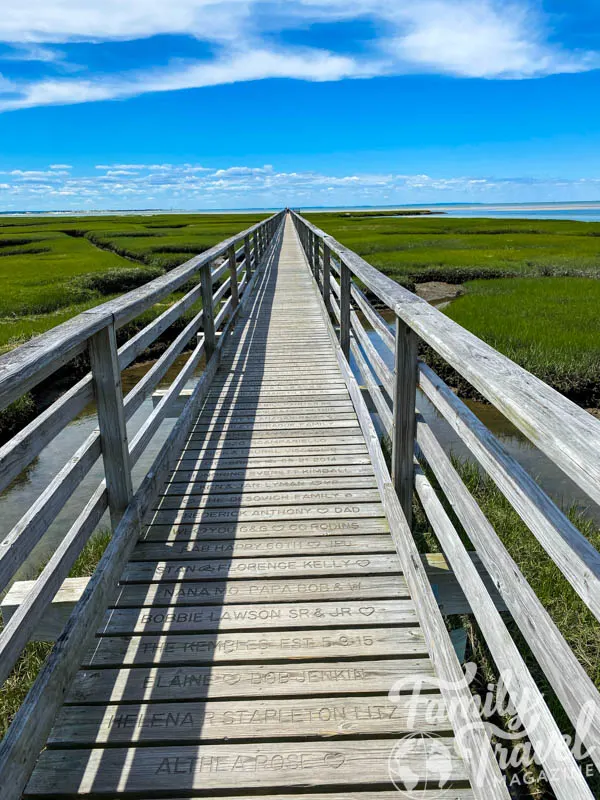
[414,281,463,307]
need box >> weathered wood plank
[132,534,395,560]
[192,419,358,434]
[84,626,427,668]
[155,489,382,510]
[66,658,432,704]
[113,573,407,607]
[205,389,351,401]
[25,739,467,796]
[100,599,416,635]
[164,475,377,495]
[180,442,369,459]
[143,516,390,541]
[49,694,450,746]
[169,461,375,482]
[148,502,386,527]
[120,553,399,583]
[187,426,363,443]
[196,411,357,425]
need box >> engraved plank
[211,378,346,390]
[155,489,382,510]
[217,367,340,377]
[182,436,367,453]
[201,400,354,412]
[192,420,359,434]
[83,628,427,668]
[163,476,378,495]
[187,427,363,442]
[142,517,390,541]
[196,412,356,424]
[168,466,375,484]
[100,600,416,635]
[26,739,467,795]
[120,553,399,583]
[172,454,373,471]
[177,445,369,462]
[205,389,351,399]
[132,534,395,560]
[221,362,339,372]
[111,575,407,607]
[148,502,385,527]
[66,658,431,704]
[48,694,450,746]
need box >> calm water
[0,355,203,582]
[439,206,600,222]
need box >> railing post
[88,322,133,528]
[323,244,331,311]
[313,235,320,283]
[258,227,264,260]
[339,261,351,358]
[244,234,252,277]
[256,229,261,261]
[228,244,239,310]
[391,316,418,527]
[200,261,216,361]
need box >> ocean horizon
[4,200,600,221]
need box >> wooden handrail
[292,208,600,798]
[0,213,281,412]
[291,210,600,510]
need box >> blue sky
[0,1,599,210]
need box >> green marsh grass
[0,212,266,352]
[445,276,600,404]
[307,212,600,404]
[0,212,265,437]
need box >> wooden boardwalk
[25,218,472,796]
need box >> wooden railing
[0,210,285,794]
[292,209,600,800]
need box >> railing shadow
[67,221,285,792]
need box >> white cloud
[0,161,598,210]
[2,44,65,63]
[385,1,599,79]
[0,46,366,111]
[0,1,596,111]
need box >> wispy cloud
[0,1,597,111]
[0,47,366,111]
[0,161,598,210]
